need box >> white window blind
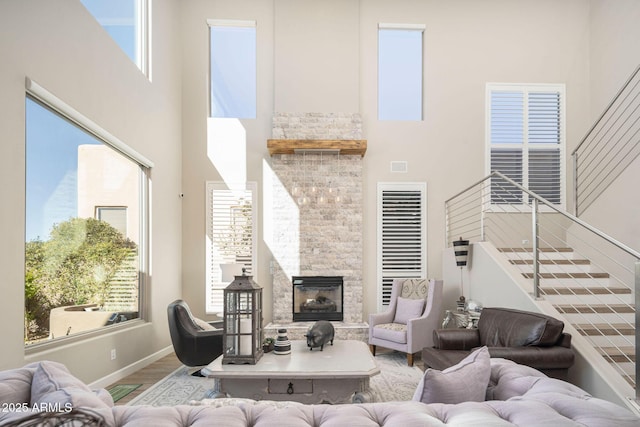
[487,84,564,206]
[206,182,257,314]
[376,183,427,310]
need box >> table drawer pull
[268,379,313,394]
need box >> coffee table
[201,340,380,404]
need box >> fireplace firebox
[292,276,343,322]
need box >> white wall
[180,0,275,322]
[575,0,640,251]
[0,0,183,383]
[180,0,593,324]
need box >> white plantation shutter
[528,91,562,204]
[206,182,257,314]
[377,183,427,310]
[488,85,564,207]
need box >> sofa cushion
[0,364,37,405]
[393,297,425,324]
[371,323,407,344]
[478,307,564,347]
[412,346,490,404]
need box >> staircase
[500,247,636,387]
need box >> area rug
[108,384,142,403]
[127,352,423,406]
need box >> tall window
[378,23,424,121]
[206,182,257,314]
[80,0,149,74]
[209,20,257,119]
[25,80,150,345]
[377,183,427,310]
[487,84,565,206]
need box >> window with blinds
[206,182,257,314]
[376,183,427,311]
[487,84,565,207]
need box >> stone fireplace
[264,113,368,341]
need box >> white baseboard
[89,345,174,389]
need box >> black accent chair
[167,299,223,367]
[422,307,575,380]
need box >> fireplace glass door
[292,276,343,322]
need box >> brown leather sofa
[422,307,575,380]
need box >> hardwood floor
[106,352,182,405]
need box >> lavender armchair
[368,279,443,366]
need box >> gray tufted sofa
[1,359,639,426]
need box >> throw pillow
[393,297,425,324]
[193,317,217,331]
[30,361,113,410]
[412,346,490,404]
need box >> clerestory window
[378,23,425,121]
[80,0,149,75]
[208,20,257,119]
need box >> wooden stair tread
[499,247,573,253]
[540,287,630,295]
[555,304,635,314]
[522,272,609,279]
[597,347,636,362]
[575,323,635,335]
[510,259,590,265]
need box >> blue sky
[25,99,100,242]
[81,0,137,64]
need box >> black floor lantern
[222,269,264,365]
[453,237,470,309]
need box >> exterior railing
[445,171,640,400]
[572,63,640,216]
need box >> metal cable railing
[573,63,640,216]
[445,171,640,398]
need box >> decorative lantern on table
[222,269,263,365]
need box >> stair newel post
[532,199,540,299]
[635,261,640,402]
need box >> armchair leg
[407,353,414,367]
[369,345,376,356]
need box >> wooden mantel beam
[267,139,367,157]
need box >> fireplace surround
[264,112,367,342]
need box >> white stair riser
[543,294,635,305]
[502,251,581,261]
[561,312,635,324]
[610,362,636,376]
[537,278,612,287]
[583,335,635,348]
[512,264,593,274]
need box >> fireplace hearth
[292,276,343,322]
